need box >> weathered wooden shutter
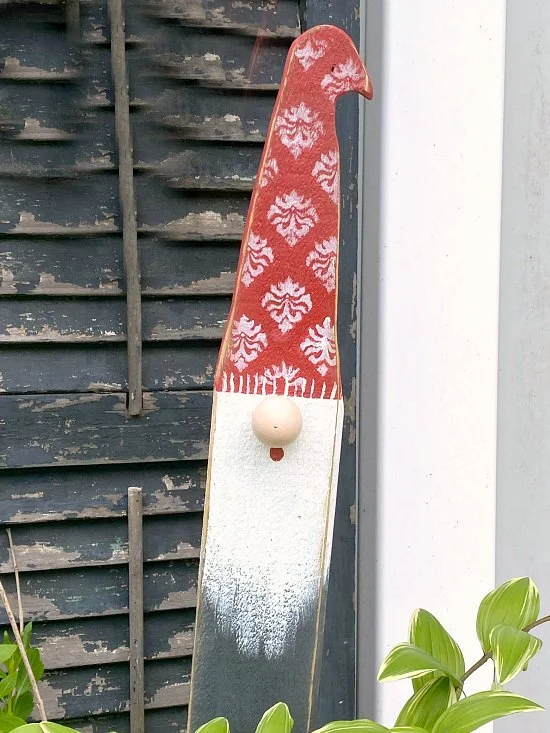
[0,1,359,730]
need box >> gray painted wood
[0,463,205,523]
[302,0,361,726]
[108,0,143,414]
[0,391,212,468]
[0,560,198,623]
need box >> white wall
[358,0,506,726]
[496,1,550,730]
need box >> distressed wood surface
[33,658,191,720]
[138,0,299,38]
[0,343,219,393]
[21,610,195,669]
[0,560,198,623]
[0,462,205,523]
[108,0,142,414]
[0,514,202,572]
[0,239,238,296]
[63,707,188,733]
[0,298,229,343]
[0,391,211,468]
[127,487,145,733]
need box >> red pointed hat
[215,26,372,400]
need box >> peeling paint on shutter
[0,0,358,730]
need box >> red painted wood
[214,25,372,400]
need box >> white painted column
[358,0,506,726]
[496,2,550,730]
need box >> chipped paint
[344,376,357,445]
[10,212,117,235]
[16,119,73,141]
[33,273,121,295]
[154,589,197,612]
[17,394,104,413]
[0,267,16,294]
[0,57,78,80]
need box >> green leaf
[377,644,461,687]
[431,691,542,733]
[12,693,33,721]
[389,729,429,733]
[255,703,293,733]
[476,578,540,653]
[11,724,83,733]
[409,610,465,693]
[312,721,388,733]
[490,624,542,684]
[396,677,457,730]
[0,715,26,733]
[17,649,45,694]
[0,673,17,699]
[0,650,17,667]
[194,718,229,733]
[21,627,32,652]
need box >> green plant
[0,622,45,730]
[198,578,549,733]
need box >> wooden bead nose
[251,396,303,448]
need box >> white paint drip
[201,391,344,659]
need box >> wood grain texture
[0,239,238,296]
[20,610,195,669]
[0,463,205,523]
[127,487,145,733]
[0,343,219,393]
[0,560,198,623]
[34,658,191,720]
[0,514,202,572]
[0,390,211,468]
[108,0,143,414]
[0,298,229,343]
[62,707,188,733]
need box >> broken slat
[0,561,198,624]
[0,514,203,573]
[108,0,142,415]
[0,390,212,469]
[0,462,205,524]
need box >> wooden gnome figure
[188,24,373,733]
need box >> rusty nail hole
[270,447,284,462]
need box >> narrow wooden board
[0,391,212,468]
[0,514,202,572]
[188,25,372,733]
[0,561,199,624]
[19,610,195,669]
[0,343,219,393]
[0,462,205,524]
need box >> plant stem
[524,614,550,632]
[461,613,550,684]
[0,579,47,721]
[6,529,24,633]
